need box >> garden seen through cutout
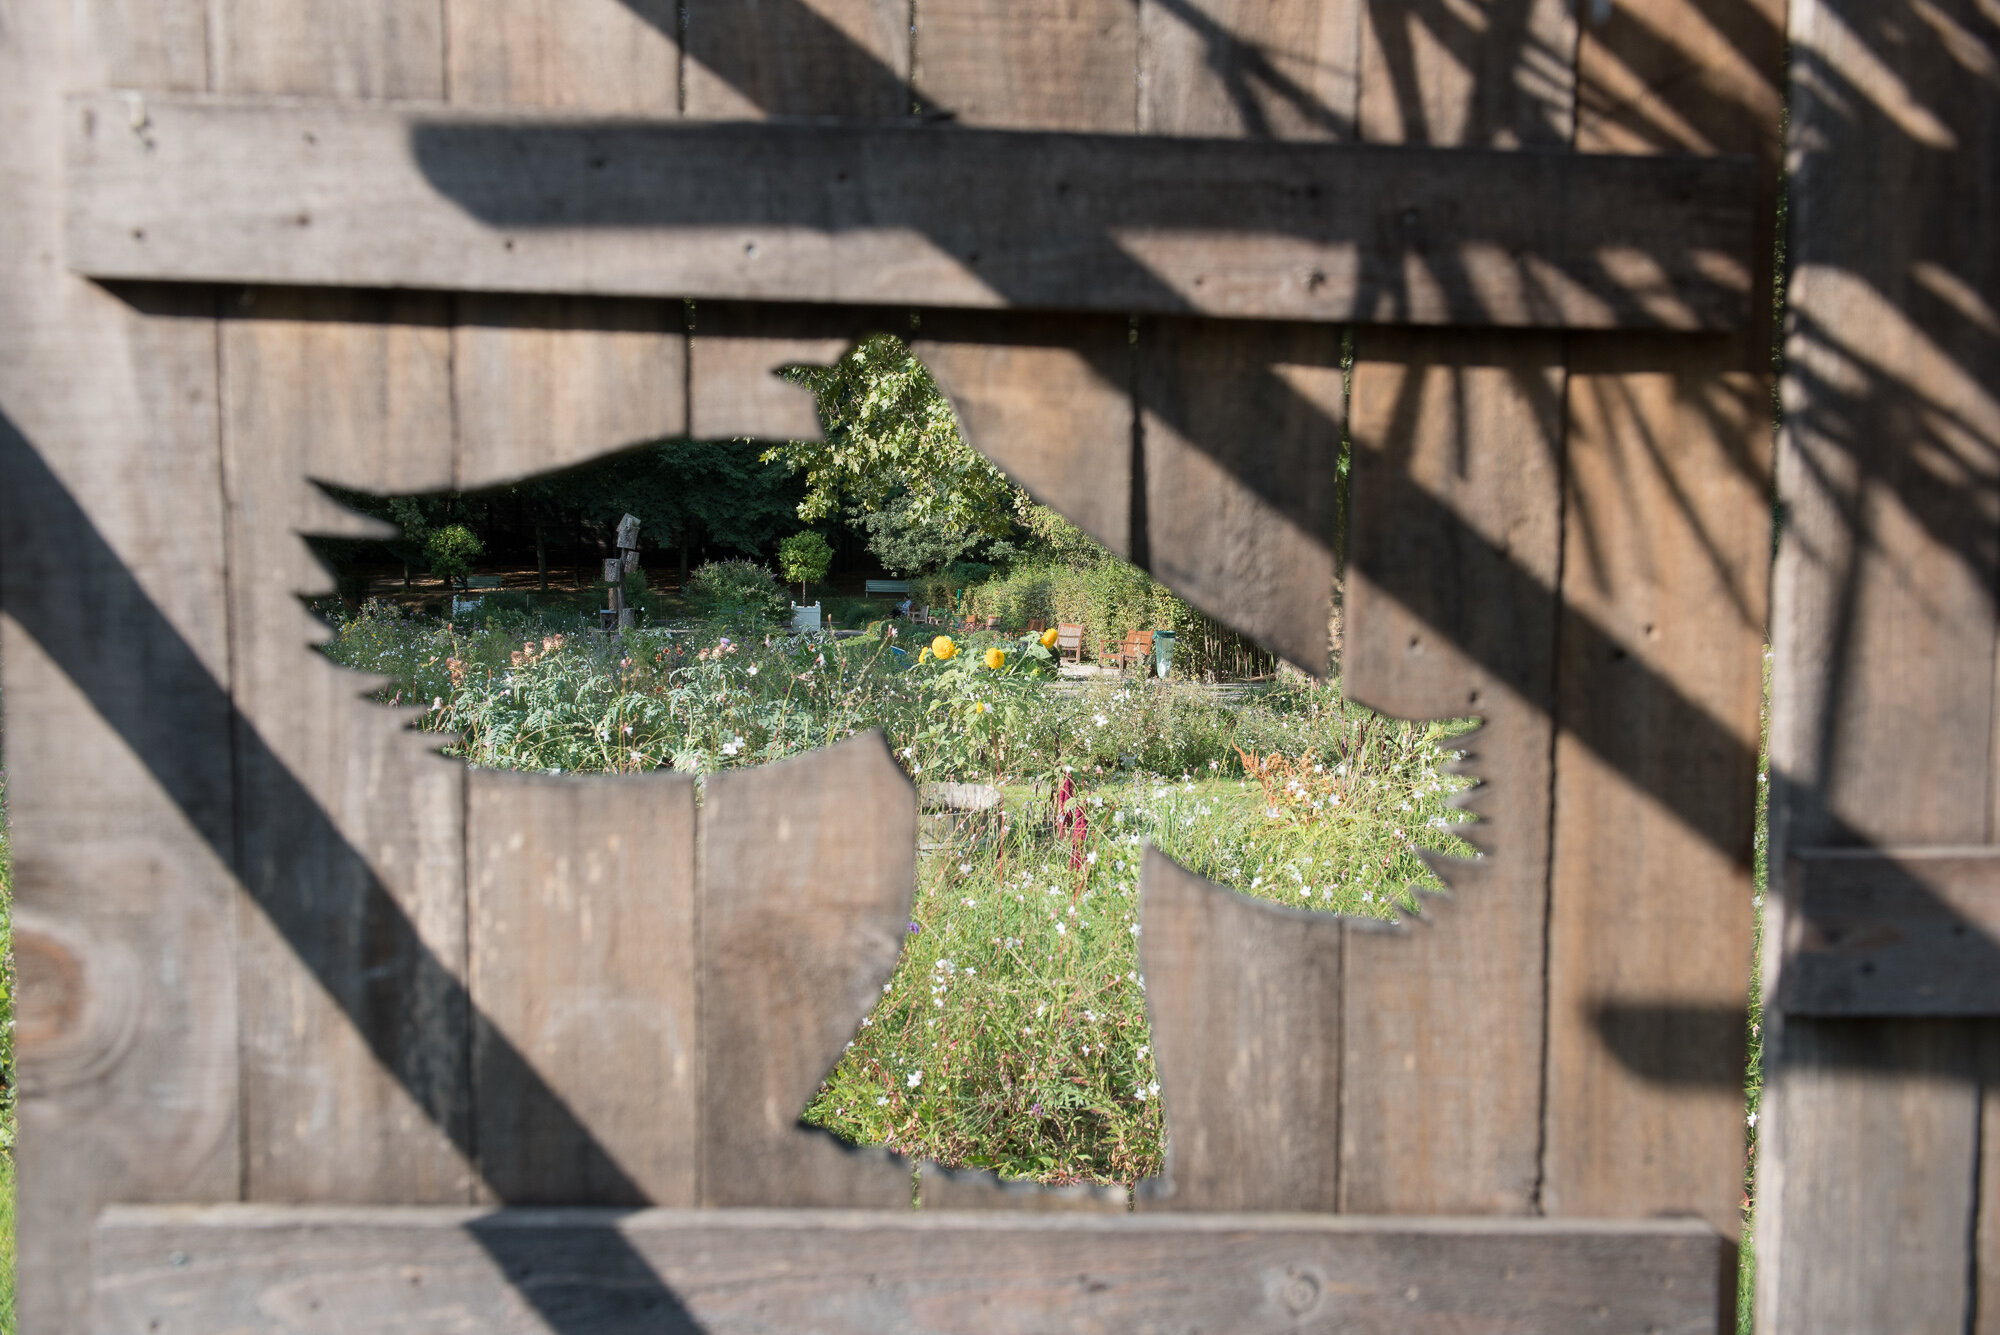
[313,336,1477,1189]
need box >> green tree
[777,530,835,600]
[425,523,483,589]
[766,334,1024,572]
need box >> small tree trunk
[534,514,548,591]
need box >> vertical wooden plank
[1337,0,1576,1219]
[2,8,238,1334]
[453,296,687,490]
[442,7,689,517]
[1137,852,1344,1212]
[686,0,909,119]
[688,325,850,443]
[467,770,699,1206]
[903,2,1142,579]
[1138,0,1359,140]
[916,0,1138,131]
[1341,328,1565,1214]
[699,733,917,1208]
[914,316,1137,562]
[1542,333,1769,1241]
[446,0,680,113]
[1763,1,2000,1329]
[1136,319,1346,675]
[682,4,901,443]
[1359,0,1577,148]
[71,0,209,90]
[1542,0,1784,1243]
[1983,1051,2000,1335]
[209,0,445,99]
[219,287,476,1205]
[1760,1023,1983,1334]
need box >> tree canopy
[767,334,1021,551]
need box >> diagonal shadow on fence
[0,410,705,1332]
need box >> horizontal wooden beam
[1780,848,2000,1015]
[66,93,1757,330]
[96,1205,1733,1334]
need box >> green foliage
[424,523,484,588]
[777,530,835,596]
[1015,501,1105,568]
[949,558,1275,680]
[683,558,787,627]
[857,489,989,575]
[320,604,1474,1186]
[769,334,1021,564]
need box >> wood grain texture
[689,329,848,442]
[219,288,476,1205]
[1763,1,2000,1327]
[1345,0,1574,1222]
[1132,7,1349,679]
[686,0,910,119]
[447,0,679,112]
[452,295,687,490]
[1342,328,1565,1214]
[467,769,699,1206]
[917,0,1139,132]
[64,93,1761,331]
[71,0,208,90]
[913,316,1138,561]
[682,0,902,445]
[915,1163,1128,1212]
[1,10,239,1335]
[208,0,445,98]
[698,733,918,1207]
[1780,849,2000,1016]
[1758,1021,1983,1335]
[1542,0,1782,1247]
[1360,0,1576,149]
[1139,0,1360,140]
[1136,318,1345,674]
[1137,852,1343,1212]
[94,1204,1737,1335]
[1542,333,1769,1241]
[1984,1048,2000,1335]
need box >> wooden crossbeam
[1779,848,2000,1016]
[66,92,1757,330]
[95,1205,1734,1334]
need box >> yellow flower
[931,635,958,661]
[983,647,1006,670]
[1039,628,1059,649]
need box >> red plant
[1051,773,1089,872]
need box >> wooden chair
[1101,629,1154,671]
[1054,623,1086,663]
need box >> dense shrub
[424,523,484,589]
[684,558,787,626]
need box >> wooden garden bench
[1101,629,1154,671]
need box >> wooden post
[600,557,621,632]
[613,512,640,630]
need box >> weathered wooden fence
[0,1,1992,1332]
